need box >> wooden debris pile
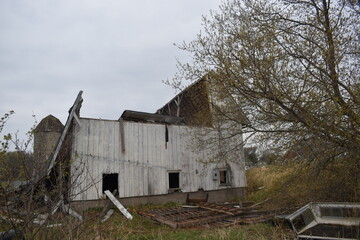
[139,202,286,229]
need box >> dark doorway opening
[102,173,118,196]
[168,172,180,189]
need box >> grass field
[35,206,293,240]
[1,202,294,239]
[4,163,358,239]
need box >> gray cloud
[0,0,221,150]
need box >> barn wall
[70,118,246,201]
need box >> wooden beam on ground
[62,204,83,221]
[104,190,133,220]
[101,209,115,223]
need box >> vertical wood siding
[71,118,246,200]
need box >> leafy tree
[173,0,359,175]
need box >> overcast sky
[0,0,221,150]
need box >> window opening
[168,172,180,189]
[219,170,230,185]
[102,173,119,196]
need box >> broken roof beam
[47,91,83,174]
[120,110,184,125]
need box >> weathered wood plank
[104,190,133,220]
[71,118,246,200]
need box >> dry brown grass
[246,161,360,210]
[11,203,293,240]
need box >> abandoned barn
[35,78,249,205]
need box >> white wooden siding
[71,118,246,201]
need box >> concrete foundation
[70,187,246,212]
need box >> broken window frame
[168,170,181,193]
[218,169,231,186]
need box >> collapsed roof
[120,110,184,125]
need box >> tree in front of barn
[172,0,360,201]
[0,112,98,239]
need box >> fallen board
[104,190,133,220]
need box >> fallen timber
[138,202,288,229]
